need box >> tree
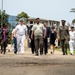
[72,19,75,23]
[16,12,29,21]
[0,10,9,27]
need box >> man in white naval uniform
[69,25,75,55]
[14,18,28,54]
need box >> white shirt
[12,29,15,34]
[69,31,75,40]
[14,24,28,36]
[12,28,16,37]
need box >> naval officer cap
[71,25,74,28]
[19,18,24,22]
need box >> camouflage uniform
[59,25,69,55]
[32,23,45,55]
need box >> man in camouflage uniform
[59,20,69,55]
[31,18,45,56]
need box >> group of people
[29,18,57,56]
[0,18,75,56]
[12,18,57,56]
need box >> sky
[0,0,75,23]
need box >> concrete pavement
[0,46,75,75]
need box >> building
[8,15,17,27]
[27,17,60,33]
[7,16,60,32]
[49,20,60,33]
[27,17,49,26]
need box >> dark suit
[29,26,35,54]
[44,27,51,54]
[59,26,69,55]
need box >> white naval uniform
[15,24,28,54]
[69,31,75,54]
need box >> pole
[1,0,3,28]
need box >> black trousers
[44,37,48,54]
[31,39,35,54]
[1,41,7,54]
[61,39,68,55]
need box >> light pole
[1,0,3,28]
[70,8,75,26]
[70,8,75,12]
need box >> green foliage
[8,30,14,44]
[16,12,29,21]
[72,19,75,23]
[55,47,75,54]
[0,10,9,27]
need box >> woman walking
[1,24,9,54]
[50,27,57,54]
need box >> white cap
[71,25,74,28]
[19,18,24,22]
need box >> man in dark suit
[59,20,69,55]
[43,22,51,55]
[29,25,35,54]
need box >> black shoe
[35,53,39,56]
[63,53,65,55]
[51,52,53,54]
[45,53,47,55]
[14,51,17,54]
[3,52,6,54]
[32,52,34,54]
[40,52,43,55]
[70,53,73,55]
